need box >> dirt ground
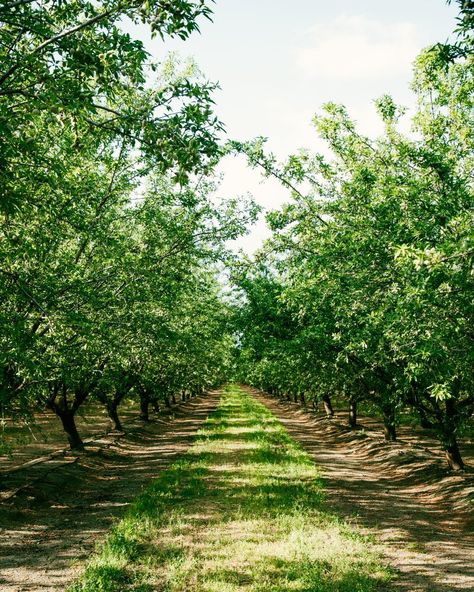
[0,391,222,592]
[0,401,140,473]
[248,388,474,592]
[1,387,473,592]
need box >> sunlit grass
[70,385,392,592]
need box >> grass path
[71,385,391,592]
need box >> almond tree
[232,3,473,469]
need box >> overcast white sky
[126,1,459,252]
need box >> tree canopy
[1,1,472,472]
[231,11,473,470]
[0,0,258,450]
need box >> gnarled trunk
[441,398,464,470]
[445,441,464,471]
[139,389,150,422]
[322,394,334,418]
[57,409,84,450]
[444,441,464,471]
[107,400,123,432]
[48,382,88,451]
[382,404,397,441]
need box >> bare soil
[1,387,473,592]
[0,391,222,592]
[0,401,140,473]
[248,387,474,592]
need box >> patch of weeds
[70,564,131,592]
[104,529,141,562]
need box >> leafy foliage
[0,0,258,450]
[231,12,474,470]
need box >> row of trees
[1,0,471,469]
[0,1,255,450]
[232,4,473,470]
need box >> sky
[125,0,459,252]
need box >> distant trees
[232,5,473,470]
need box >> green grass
[70,385,392,592]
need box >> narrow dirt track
[0,390,222,592]
[249,387,474,592]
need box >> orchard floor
[248,387,474,592]
[0,386,472,591]
[0,391,223,591]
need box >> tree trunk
[172,393,177,405]
[181,391,186,402]
[300,392,306,406]
[139,390,150,422]
[419,409,433,429]
[57,410,84,450]
[444,441,464,471]
[107,400,123,431]
[442,397,464,470]
[382,405,397,441]
[293,392,298,403]
[349,398,357,428]
[322,394,334,418]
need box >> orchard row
[232,36,473,470]
[0,1,254,450]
